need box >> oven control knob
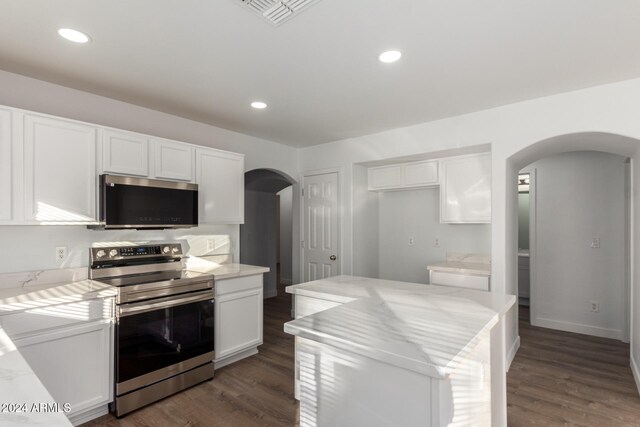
[96,249,106,258]
[163,246,171,254]
[172,247,180,254]
[109,249,118,258]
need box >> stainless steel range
[89,242,215,417]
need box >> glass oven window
[116,298,214,383]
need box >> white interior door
[303,172,339,282]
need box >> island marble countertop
[184,258,269,280]
[285,275,515,378]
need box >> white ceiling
[1,1,640,147]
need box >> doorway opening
[506,133,639,425]
[240,169,296,298]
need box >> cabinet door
[215,287,263,359]
[404,160,438,187]
[102,129,149,176]
[152,138,194,182]
[440,154,491,223]
[368,165,402,190]
[196,148,244,224]
[14,321,113,418]
[23,114,97,223]
[0,108,11,221]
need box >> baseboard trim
[506,336,520,372]
[68,404,109,426]
[215,347,259,369]
[264,289,278,299]
[532,316,622,340]
[631,353,640,396]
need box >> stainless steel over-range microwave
[89,174,198,230]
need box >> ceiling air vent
[238,0,321,26]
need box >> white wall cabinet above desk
[196,148,244,224]
[101,129,149,177]
[440,153,491,223]
[368,160,438,191]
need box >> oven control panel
[90,243,183,262]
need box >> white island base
[297,333,490,427]
[285,275,516,427]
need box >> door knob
[329,255,337,261]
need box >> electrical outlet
[55,246,67,262]
[434,238,440,247]
[590,237,600,249]
[207,238,215,252]
[408,237,415,246]
[590,301,600,312]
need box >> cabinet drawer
[0,298,114,338]
[295,295,343,319]
[430,271,490,291]
[215,274,262,296]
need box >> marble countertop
[427,252,491,276]
[0,327,72,426]
[0,280,116,315]
[427,260,491,276]
[285,275,515,378]
[184,258,269,280]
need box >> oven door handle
[118,290,214,317]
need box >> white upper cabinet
[368,160,438,191]
[196,148,244,224]
[0,108,11,221]
[23,114,97,223]
[403,160,438,187]
[151,138,194,182]
[368,165,402,190]
[102,129,149,176]
[440,153,491,223]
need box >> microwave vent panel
[238,0,321,25]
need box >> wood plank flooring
[84,295,640,426]
[507,306,640,426]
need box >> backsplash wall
[0,224,238,274]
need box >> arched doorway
[505,132,640,424]
[240,169,297,298]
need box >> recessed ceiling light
[58,28,90,43]
[379,50,402,63]
[251,101,267,109]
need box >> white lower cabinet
[429,270,490,291]
[2,297,114,426]
[215,274,263,367]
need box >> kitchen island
[284,276,516,427]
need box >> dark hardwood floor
[85,296,640,426]
[507,306,640,426]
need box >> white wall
[527,151,627,339]
[298,77,640,402]
[241,190,278,298]
[279,186,293,284]
[352,164,379,278]
[378,188,491,284]
[0,69,299,275]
